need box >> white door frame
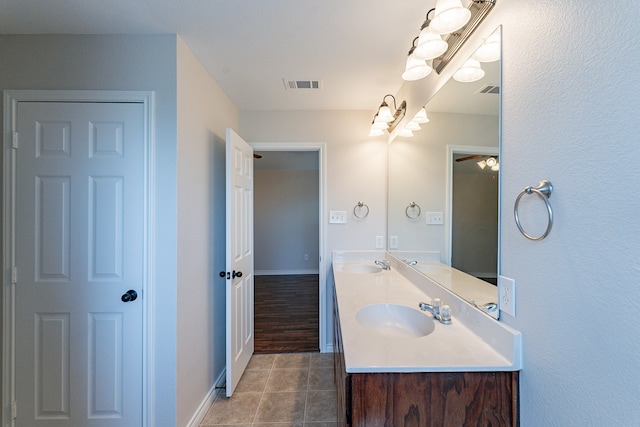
[445,144,499,267]
[250,142,328,352]
[2,90,155,427]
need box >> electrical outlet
[375,236,384,249]
[329,210,347,224]
[426,212,444,225]
[304,254,309,261]
[498,275,516,317]
[389,235,398,249]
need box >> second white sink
[355,303,435,338]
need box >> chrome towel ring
[353,201,369,219]
[514,180,553,241]
[406,202,421,219]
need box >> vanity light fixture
[375,95,395,123]
[432,0,497,75]
[413,9,449,61]
[429,0,472,35]
[369,94,407,137]
[402,38,433,81]
[453,57,485,82]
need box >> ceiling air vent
[283,79,321,90]
[477,84,500,94]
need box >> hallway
[200,353,336,426]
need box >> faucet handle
[431,298,442,313]
[439,305,452,324]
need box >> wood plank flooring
[254,274,319,353]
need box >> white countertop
[332,253,522,373]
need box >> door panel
[225,129,254,397]
[12,101,144,426]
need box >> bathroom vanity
[332,252,521,426]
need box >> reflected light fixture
[398,128,414,137]
[412,107,430,123]
[429,0,471,35]
[404,121,422,131]
[402,38,433,81]
[453,57,485,82]
[413,9,448,61]
[477,157,499,171]
[473,28,501,62]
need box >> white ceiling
[1,0,498,114]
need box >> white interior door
[225,128,254,397]
[11,100,145,426]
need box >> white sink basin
[340,264,382,274]
[355,303,435,338]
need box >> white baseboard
[185,369,225,427]
[255,269,319,276]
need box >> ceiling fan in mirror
[455,154,499,171]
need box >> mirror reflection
[388,27,501,318]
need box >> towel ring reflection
[405,202,421,219]
[514,180,553,241]
[353,201,369,219]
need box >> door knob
[219,270,243,279]
[121,289,138,302]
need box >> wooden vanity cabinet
[333,294,519,426]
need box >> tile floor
[200,353,337,427]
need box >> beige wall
[254,168,319,273]
[176,37,238,426]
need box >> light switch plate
[329,210,347,224]
[426,212,444,225]
[498,275,516,317]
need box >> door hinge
[11,400,17,419]
[11,266,18,284]
[12,132,19,149]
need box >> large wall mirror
[388,26,502,318]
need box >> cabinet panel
[350,371,518,427]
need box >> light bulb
[412,107,430,123]
[474,30,501,63]
[399,128,414,137]
[405,121,421,131]
[453,57,485,83]
[376,104,394,122]
[429,0,471,35]
[402,56,433,81]
[371,119,389,130]
[413,26,448,60]
[368,127,385,137]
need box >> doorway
[447,145,499,284]
[250,143,326,353]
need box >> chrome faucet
[419,298,452,325]
[374,259,391,270]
